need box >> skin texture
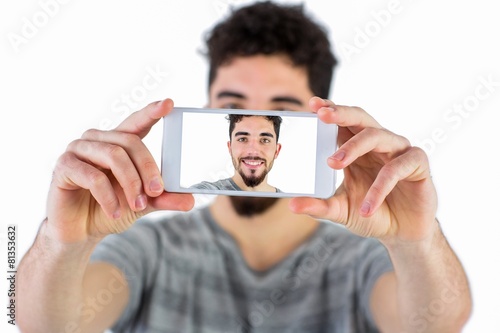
[16,55,471,333]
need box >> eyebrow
[234,131,274,138]
[216,90,303,106]
[217,91,245,100]
[270,96,303,106]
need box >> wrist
[380,218,443,258]
[40,218,101,256]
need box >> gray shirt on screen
[90,206,393,333]
[190,178,282,193]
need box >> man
[17,2,471,333]
[190,114,283,192]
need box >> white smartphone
[161,107,338,198]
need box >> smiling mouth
[241,158,265,168]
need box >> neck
[209,196,319,271]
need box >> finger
[67,139,148,213]
[360,147,429,217]
[309,97,382,133]
[53,152,121,219]
[317,105,382,134]
[114,98,174,138]
[81,129,163,198]
[309,96,336,110]
[329,127,411,169]
[289,192,347,225]
[148,192,195,212]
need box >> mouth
[241,158,265,169]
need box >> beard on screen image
[230,155,280,217]
[233,155,276,188]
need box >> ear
[274,143,282,159]
[227,140,231,152]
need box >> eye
[237,137,247,142]
[261,138,271,144]
[221,103,242,110]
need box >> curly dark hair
[204,1,338,98]
[227,114,282,141]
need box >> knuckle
[392,131,411,147]
[66,138,82,152]
[87,170,108,188]
[352,106,366,113]
[391,134,411,152]
[381,162,398,178]
[56,151,74,167]
[410,146,427,158]
[409,146,430,164]
[121,133,140,147]
[106,144,127,160]
[101,195,119,210]
[52,153,73,179]
[370,182,386,198]
[400,135,411,147]
[81,128,101,140]
[142,159,158,173]
[363,127,379,137]
[128,177,144,192]
[341,139,356,152]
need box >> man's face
[208,54,314,216]
[228,116,282,188]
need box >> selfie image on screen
[179,111,317,194]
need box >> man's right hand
[46,99,194,244]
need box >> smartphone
[161,107,338,198]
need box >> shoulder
[190,178,241,191]
[190,180,221,190]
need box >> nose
[245,138,261,156]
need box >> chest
[139,249,365,333]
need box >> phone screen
[162,107,337,198]
[179,111,318,194]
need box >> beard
[229,196,280,217]
[234,156,272,188]
[230,156,278,217]
[240,168,268,187]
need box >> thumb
[289,195,346,224]
[115,98,174,138]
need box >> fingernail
[331,150,345,161]
[135,194,147,211]
[149,178,164,193]
[360,201,371,215]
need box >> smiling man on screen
[191,114,283,192]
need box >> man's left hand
[290,97,438,244]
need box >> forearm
[17,219,98,333]
[382,220,472,333]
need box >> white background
[1,0,499,332]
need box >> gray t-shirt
[190,178,282,193]
[90,206,393,333]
